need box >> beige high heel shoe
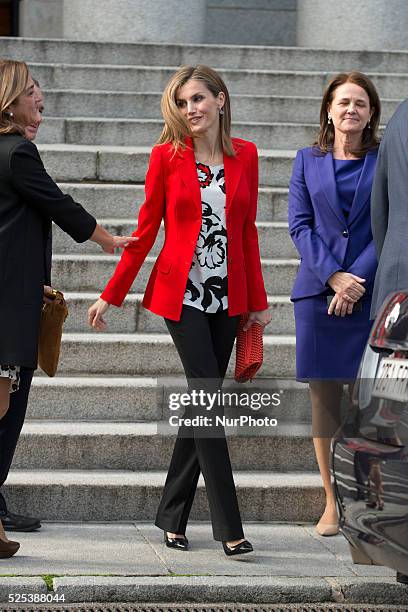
[315,520,339,536]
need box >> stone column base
[63,0,207,44]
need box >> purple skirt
[293,294,374,381]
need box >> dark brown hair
[158,65,235,157]
[314,71,381,157]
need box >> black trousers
[0,367,34,514]
[155,305,243,541]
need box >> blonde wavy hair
[0,59,30,136]
[158,65,235,157]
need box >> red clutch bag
[234,314,264,383]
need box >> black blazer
[0,133,96,368]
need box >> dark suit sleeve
[44,228,52,286]
[9,139,96,243]
[371,140,389,259]
[288,149,343,285]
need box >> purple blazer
[288,146,378,301]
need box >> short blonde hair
[0,59,30,135]
[158,65,235,157]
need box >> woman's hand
[101,234,138,254]
[243,308,271,331]
[327,271,366,302]
[90,224,138,254]
[328,293,354,317]
[43,285,55,304]
[88,298,110,331]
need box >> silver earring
[219,108,224,116]
[328,114,332,124]
[366,121,371,129]
[8,111,13,118]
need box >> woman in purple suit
[288,72,381,536]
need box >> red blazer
[101,137,268,320]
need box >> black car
[332,291,408,583]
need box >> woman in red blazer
[89,65,270,556]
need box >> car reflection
[332,291,408,580]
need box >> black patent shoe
[397,572,408,584]
[222,539,253,556]
[164,531,189,550]
[0,511,41,532]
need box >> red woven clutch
[234,314,264,383]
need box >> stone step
[38,144,294,187]
[53,220,296,259]
[39,117,320,150]
[5,469,323,522]
[52,254,298,296]
[29,63,408,98]
[60,293,294,335]
[57,183,289,222]
[40,90,400,123]
[29,376,161,421]
[3,37,408,72]
[27,377,310,422]
[13,421,315,472]
[56,333,295,377]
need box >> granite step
[5,469,324,522]
[27,377,309,422]
[57,183,289,222]
[55,333,296,377]
[29,376,162,421]
[53,220,297,259]
[39,117,319,150]
[28,62,408,99]
[3,37,408,72]
[51,254,299,295]
[38,144,295,187]
[13,421,316,471]
[59,293,295,335]
[40,90,400,123]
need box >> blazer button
[228,257,233,264]
[342,230,349,238]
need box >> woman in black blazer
[0,59,135,557]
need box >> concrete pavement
[0,522,407,605]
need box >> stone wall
[18,0,298,46]
[17,0,408,51]
[297,0,408,51]
[63,0,207,44]
[19,0,63,38]
[205,0,297,46]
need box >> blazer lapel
[315,152,345,225]
[176,139,201,216]
[224,146,243,214]
[348,151,377,225]
[176,138,243,215]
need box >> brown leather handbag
[234,314,264,383]
[38,289,68,377]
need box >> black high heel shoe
[164,531,189,550]
[222,539,253,556]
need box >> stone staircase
[1,37,405,523]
